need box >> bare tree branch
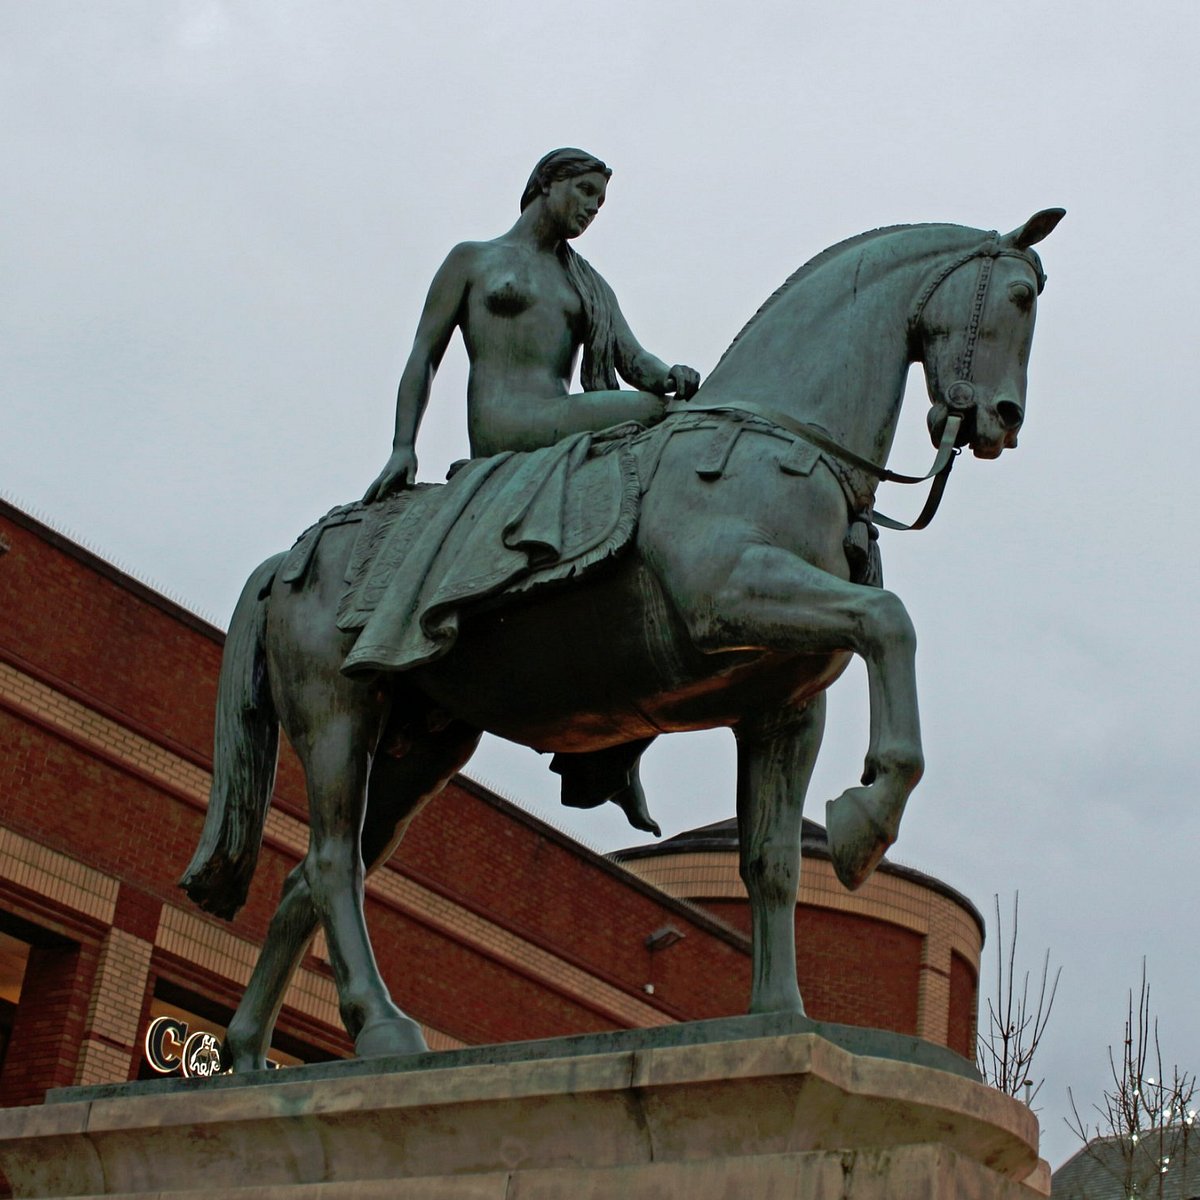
[1062,962,1196,1199]
[976,892,1060,1106]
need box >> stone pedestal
[0,1025,1049,1198]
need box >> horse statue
[182,211,1063,1069]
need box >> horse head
[914,208,1064,460]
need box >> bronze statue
[364,149,701,834]
[182,195,1062,1069]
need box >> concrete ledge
[0,1031,1047,1199]
[47,1010,978,1107]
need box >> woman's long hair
[521,148,619,391]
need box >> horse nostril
[996,400,1024,430]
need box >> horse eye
[1009,281,1034,310]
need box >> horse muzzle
[928,382,1023,459]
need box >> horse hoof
[223,1025,267,1074]
[749,993,807,1018]
[825,789,892,891]
[225,1050,268,1074]
[355,1016,429,1060]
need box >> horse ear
[1004,208,1066,249]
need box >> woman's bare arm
[597,271,701,399]
[363,244,473,501]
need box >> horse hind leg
[280,706,406,1057]
[224,861,316,1072]
[352,717,481,1057]
[736,695,825,1016]
[225,716,481,1070]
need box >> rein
[669,399,961,532]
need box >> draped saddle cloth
[333,428,640,676]
[275,410,877,681]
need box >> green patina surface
[179,149,1062,1069]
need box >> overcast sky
[3,1,1197,1169]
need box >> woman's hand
[665,364,701,400]
[363,447,418,503]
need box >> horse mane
[713,222,969,370]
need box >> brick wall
[795,907,922,1035]
[656,897,923,1034]
[0,511,222,763]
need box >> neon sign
[143,1017,226,1078]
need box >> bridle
[908,234,1045,441]
[672,237,1043,532]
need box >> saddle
[279,411,880,683]
[332,428,640,676]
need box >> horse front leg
[821,588,925,892]
[736,696,825,1015]
[692,544,924,891]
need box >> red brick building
[0,496,982,1109]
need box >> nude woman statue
[363,149,700,834]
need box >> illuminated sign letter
[181,1030,225,1078]
[143,1016,188,1075]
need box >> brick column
[74,927,154,1087]
[916,925,953,1046]
[0,940,98,1107]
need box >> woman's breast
[482,274,536,317]
[475,259,583,323]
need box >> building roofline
[453,775,752,952]
[614,818,986,941]
[0,496,226,643]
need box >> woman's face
[544,171,608,239]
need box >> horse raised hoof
[354,1015,429,1060]
[825,787,896,891]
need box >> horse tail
[180,553,285,920]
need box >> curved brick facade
[616,823,983,1057]
[0,497,982,1112]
